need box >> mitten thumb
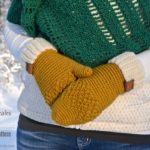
[72,63,93,78]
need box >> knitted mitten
[52,52,144,126]
[32,50,93,105]
[52,63,125,125]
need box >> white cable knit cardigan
[4,21,150,134]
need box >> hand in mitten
[21,38,93,105]
[52,52,145,125]
[52,64,124,125]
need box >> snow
[0,56,23,150]
[0,1,23,149]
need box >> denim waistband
[18,114,150,144]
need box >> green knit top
[7,0,150,67]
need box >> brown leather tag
[124,79,134,92]
[26,63,34,74]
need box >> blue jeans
[17,128,150,150]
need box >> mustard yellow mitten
[52,63,125,125]
[32,50,93,105]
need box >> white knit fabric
[4,21,150,134]
[21,38,57,64]
[69,82,150,133]
[4,22,57,64]
[137,49,150,82]
[18,71,150,134]
[4,21,33,62]
[109,52,145,89]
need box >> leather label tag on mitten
[124,80,134,92]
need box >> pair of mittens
[22,39,144,126]
[51,52,144,125]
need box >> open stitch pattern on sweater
[7,0,150,68]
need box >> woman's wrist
[108,52,145,91]
[21,38,57,65]
[4,21,58,74]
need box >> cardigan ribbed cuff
[137,49,150,82]
[108,52,145,89]
[21,38,57,64]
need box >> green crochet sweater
[7,0,150,67]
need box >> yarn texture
[52,63,125,125]
[33,50,93,105]
[7,0,150,67]
[5,1,150,132]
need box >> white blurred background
[0,1,24,149]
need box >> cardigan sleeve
[4,21,33,63]
[3,21,150,82]
[137,49,150,82]
[3,21,57,64]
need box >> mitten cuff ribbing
[21,38,57,64]
[108,52,145,89]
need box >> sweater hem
[18,104,150,135]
